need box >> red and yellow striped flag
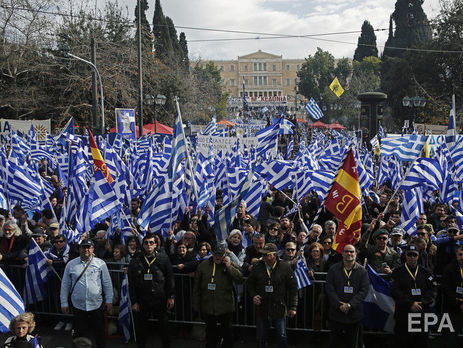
[324,149,362,253]
[88,129,114,184]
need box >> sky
[123,0,442,61]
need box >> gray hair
[1,220,22,237]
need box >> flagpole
[31,238,62,281]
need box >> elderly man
[325,244,369,348]
[435,223,463,275]
[242,233,265,275]
[60,239,113,348]
[247,243,297,348]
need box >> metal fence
[1,263,460,337]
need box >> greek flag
[286,138,294,160]
[362,264,395,332]
[24,239,53,305]
[202,115,217,136]
[255,160,296,191]
[380,135,427,162]
[118,273,131,343]
[399,158,443,192]
[370,135,379,148]
[0,192,8,210]
[400,189,421,237]
[446,94,457,151]
[168,102,188,183]
[89,170,122,228]
[284,203,300,217]
[256,121,280,158]
[294,257,312,289]
[305,98,323,120]
[0,268,24,333]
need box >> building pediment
[238,50,282,60]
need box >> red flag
[88,129,114,184]
[324,149,362,253]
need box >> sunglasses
[143,241,155,245]
[406,253,419,257]
[286,248,296,252]
[416,232,426,236]
[323,241,332,244]
[377,237,388,241]
[81,245,92,249]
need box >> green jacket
[193,258,243,316]
[358,230,401,273]
[246,259,298,319]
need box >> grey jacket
[325,261,369,324]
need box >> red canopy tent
[308,121,328,128]
[110,121,173,138]
[218,120,236,127]
[329,122,347,130]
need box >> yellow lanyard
[266,261,277,285]
[344,267,353,286]
[405,263,419,287]
[144,255,157,273]
[460,267,463,287]
[211,263,216,283]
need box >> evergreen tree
[179,32,190,72]
[134,0,151,50]
[165,16,180,57]
[152,0,173,61]
[383,16,395,57]
[353,21,378,61]
[383,0,432,58]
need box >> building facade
[197,50,307,115]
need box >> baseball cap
[211,245,226,256]
[447,223,459,233]
[391,227,404,236]
[80,239,94,247]
[373,229,389,239]
[405,244,419,255]
[31,228,45,237]
[260,243,278,255]
[49,222,59,229]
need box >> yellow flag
[423,137,430,158]
[329,77,344,98]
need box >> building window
[273,64,276,71]
[254,76,258,85]
[230,65,234,72]
[254,63,257,71]
[230,79,235,86]
[220,65,224,71]
[286,78,290,86]
[286,64,290,71]
[296,64,300,71]
[245,79,249,85]
[258,62,262,71]
[244,65,248,72]
[259,76,263,85]
[263,63,267,71]
[272,79,277,86]
[263,76,267,85]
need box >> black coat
[441,260,463,313]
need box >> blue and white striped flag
[242,78,248,111]
[400,189,421,237]
[0,192,8,210]
[446,94,457,151]
[285,138,294,160]
[118,273,131,343]
[89,170,122,228]
[0,268,25,333]
[381,135,427,162]
[399,158,443,192]
[294,257,312,289]
[256,121,280,158]
[202,115,217,135]
[255,160,296,191]
[168,101,188,183]
[24,239,53,305]
[305,98,323,120]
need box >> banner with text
[0,119,51,143]
[197,135,259,156]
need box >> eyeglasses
[406,253,419,258]
[376,237,388,241]
[323,241,332,244]
[286,248,296,252]
[143,241,155,245]
[81,245,91,249]
[416,232,426,236]
[54,240,65,244]
[270,228,279,231]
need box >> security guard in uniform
[391,244,436,348]
[128,233,175,348]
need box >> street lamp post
[402,96,427,130]
[144,94,154,133]
[154,94,167,134]
[68,53,105,132]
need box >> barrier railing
[2,263,460,337]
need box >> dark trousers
[73,305,106,348]
[394,312,428,348]
[329,320,360,348]
[256,315,288,348]
[203,313,233,348]
[133,301,170,348]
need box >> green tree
[353,21,378,61]
[134,0,151,50]
[179,32,190,72]
[152,0,173,61]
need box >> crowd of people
[1,173,463,347]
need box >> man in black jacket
[128,233,175,348]
[325,244,369,348]
[391,244,436,348]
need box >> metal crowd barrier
[1,263,460,337]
